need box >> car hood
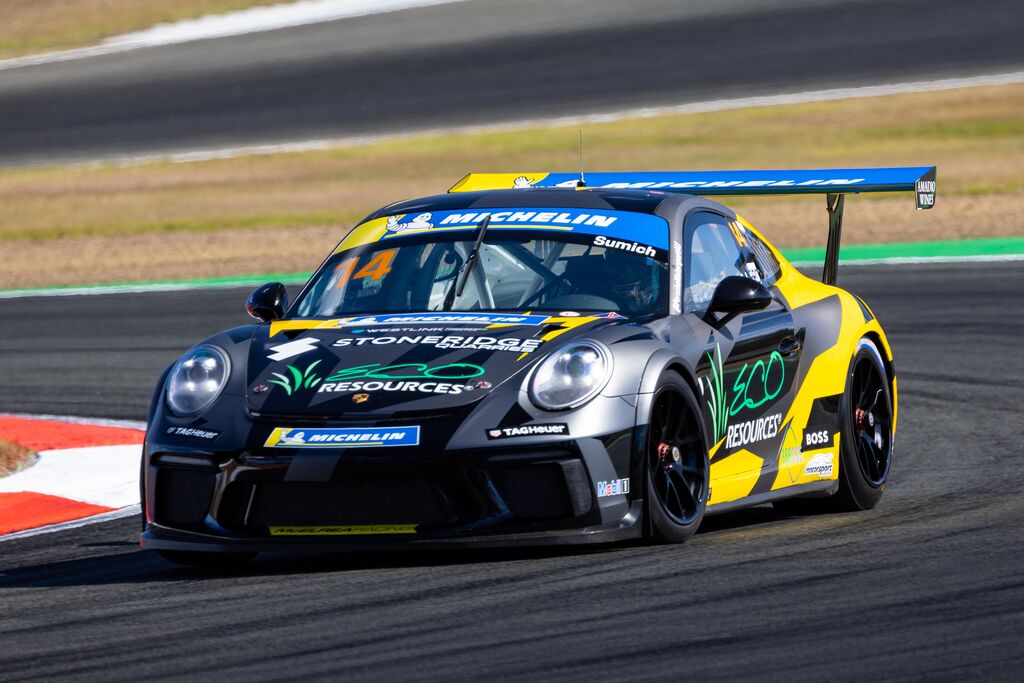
[245,312,626,417]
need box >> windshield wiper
[443,215,490,311]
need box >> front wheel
[644,372,710,543]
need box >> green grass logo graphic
[268,360,323,396]
[699,342,727,443]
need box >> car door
[683,211,800,503]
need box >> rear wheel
[833,338,893,510]
[158,550,256,569]
[644,372,709,543]
[773,337,893,514]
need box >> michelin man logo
[279,431,306,445]
[513,175,583,189]
[385,212,434,233]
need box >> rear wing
[450,166,937,285]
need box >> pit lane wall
[0,416,143,535]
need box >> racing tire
[773,337,894,514]
[158,550,256,569]
[832,338,893,510]
[644,371,710,543]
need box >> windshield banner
[337,207,669,253]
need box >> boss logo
[804,430,831,447]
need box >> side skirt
[705,479,837,516]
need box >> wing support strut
[822,193,845,286]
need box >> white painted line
[0,412,147,431]
[73,69,1024,168]
[0,276,307,300]
[0,0,468,72]
[0,505,140,543]
[0,445,142,508]
[788,253,1024,268]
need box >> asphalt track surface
[3,0,1024,165]
[1,261,1022,680]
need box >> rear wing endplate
[450,166,937,285]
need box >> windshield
[295,233,668,318]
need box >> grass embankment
[1,83,1023,288]
[0,0,283,59]
[0,439,35,478]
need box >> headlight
[529,340,612,410]
[166,345,230,415]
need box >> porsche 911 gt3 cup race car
[141,166,936,566]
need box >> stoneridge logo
[264,427,420,448]
[333,334,543,354]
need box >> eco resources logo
[317,362,488,397]
[726,413,783,449]
[699,342,786,445]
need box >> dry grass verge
[1,83,1022,288]
[0,0,282,59]
[0,438,35,478]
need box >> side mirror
[246,282,288,322]
[704,276,771,326]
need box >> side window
[738,223,781,285]
[683,212,765,313]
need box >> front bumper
[141,427,641,553]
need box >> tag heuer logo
[486,424,569,439]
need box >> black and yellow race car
[141,166,935,566]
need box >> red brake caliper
[855,407,867,431]
[657,442,672,470]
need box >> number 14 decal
[333,250,397,288]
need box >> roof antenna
[577,129,586,188]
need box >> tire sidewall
[644,371,710,543]
[838,338,893,509]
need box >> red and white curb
[0,414,145,540]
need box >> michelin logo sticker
[327,312,553,327]
[385,213,434,233]
[265,427,420,448]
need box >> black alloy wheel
[645,372,709,543]
[774,338,894,515]
[832,339,894,510]
[849,349,893,487]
